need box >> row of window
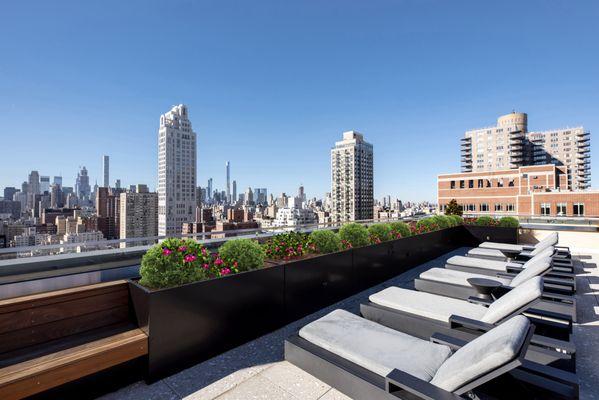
[540,203,585,216]
[450,178,515,189]
[442,202,585,216]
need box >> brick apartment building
[438,164,599,217]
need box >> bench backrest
[0,281,130,360]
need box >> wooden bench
[0,280,147,400]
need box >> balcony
[0,221,597,399]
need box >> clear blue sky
[1,1,598,201]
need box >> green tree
[444,199,463,216]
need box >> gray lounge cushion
[467,247,509,261]
[369,287,487,323]
[479,242,523,252]
[510,257,551,287]
[446,255,509,272]
[420,268,511,287]
[480,277,543,323]
[299,309,452,380]
[430,315,530,391]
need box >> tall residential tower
[461,112,591,190]
[331,131,374,222]
[158,104,197,236]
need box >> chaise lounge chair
[478,232,571,259]
[286,311,577,399]
[360,277,574,370]
[447,246,574,277]
[414,259,576,321]
[467,233,572,264]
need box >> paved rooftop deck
[100,248,599,400]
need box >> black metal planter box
[129,264,285,381]
[128,225,503,381]
[284,250,354,321]
[463,225,519,247]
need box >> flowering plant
[388,221,411,239]
[263,232,310,260]
[218,238,265,272]
[368,223,392,244]
[338,223,370,248]
[139,238,213,289]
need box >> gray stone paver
[100,248,599,400]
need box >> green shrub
[218,239,265,272]
[368,223,392,244]
[139,238,212,289]
[263,232,309,260]
[498,216,519,228]
[474,216,495,226]
[431,215,450,229]
[338,223,370,248]
[308,230,342,254]
[416,218,438,232]
[389,221,411,239]
[447,215,464,226]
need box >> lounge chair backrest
[510,257,551,287]
[530,233,558,255]
[480,277,542,323]
[523,247,554,266]
[430,315,530,392]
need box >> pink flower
[184,254,197,263]
[178,246,187,252]
[162,248,172,256]
[201,248,207,255]
[214,258,223,266]
[202,263,210,270]
[220,267,231,275]
[233,261,238,267]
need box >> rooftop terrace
[94,246,599,400]
[0,222,597,399]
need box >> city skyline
[1,1,598,200]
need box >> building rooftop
[96,247,599,400]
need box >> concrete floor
[99,248,599,400]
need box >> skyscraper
[207,178,213,202]
[53,176,62,187]
[158,104,197,236]
[460,112,591,190]
[27,171,40,210]
[75,166,91,200]
[103,155,110,187]
[331,131,374,222]
[226,161,231,203]
[40,176,50,194]
[232,180,237,204]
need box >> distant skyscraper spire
[226,161,231,203]
[103,155,110,187]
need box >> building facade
[158,104,197,236]
[331,131,374,222]
[119,189,158,245]
[461,112,591,190]
[438,164,599,217]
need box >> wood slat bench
[0,280,148,400]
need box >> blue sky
[1,1,598,201]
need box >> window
[450,180,455,189]
[459,180,465,189]
[506,204,515,212]
[494,204,503,212]
[508,179,515,187]
[540,203,550,216]
[573,203,585,216]
[468,179,474,188]
[477,179,483,188]
[486,179,491,188]
[497,179,504,188]
[480,203,489,212]
[556,203,567,216]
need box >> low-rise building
[438,164,599,217]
